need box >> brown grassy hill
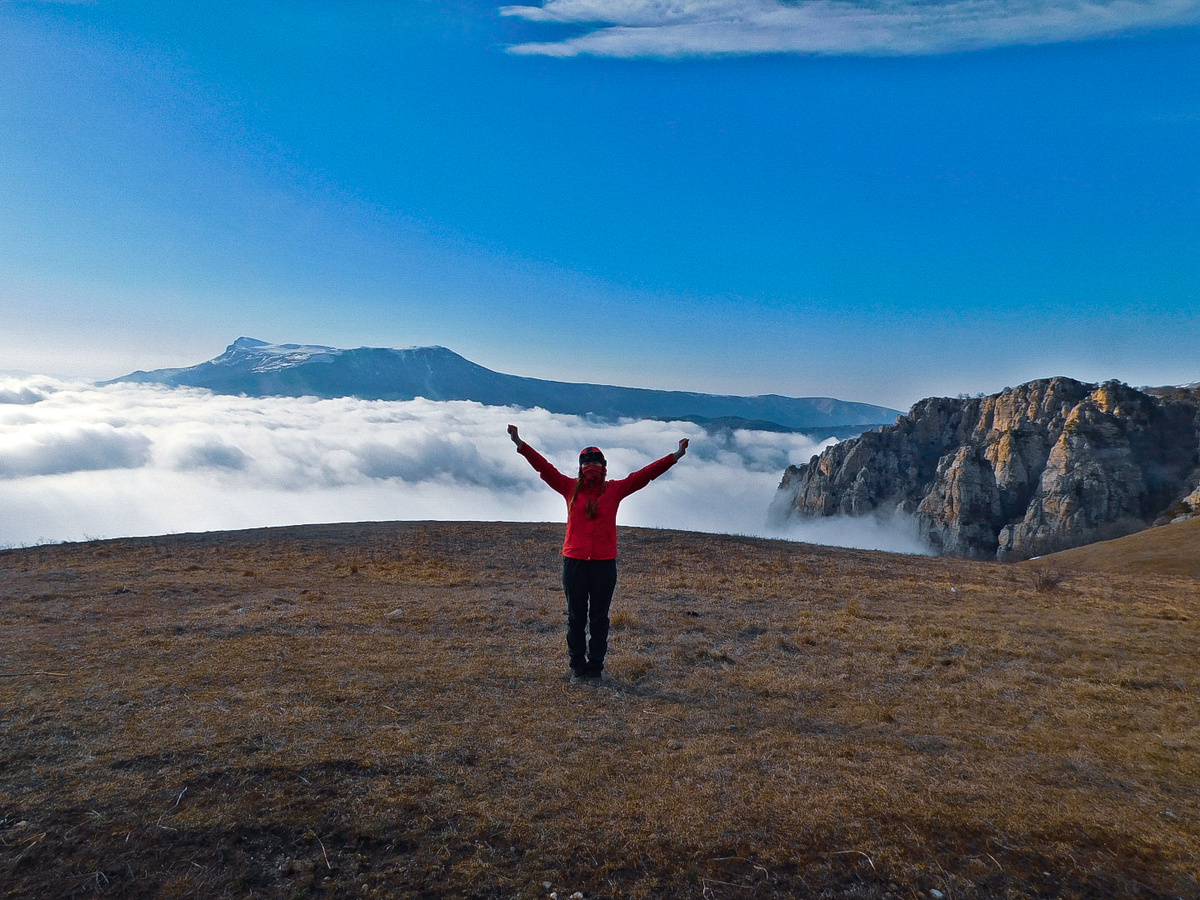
[1035,516,1200,578]
[2,521,1198,899]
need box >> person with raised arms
[508,424,689,684]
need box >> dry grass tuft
[2,520,1198,899]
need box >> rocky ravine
[771,378,1200,560]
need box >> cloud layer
[0,376,929,554]
[499,0,1200,57]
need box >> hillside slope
[1037,515,1200,578]
[2,521,1197,899]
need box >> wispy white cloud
[0,376,929,554]
[499,0,1200,57]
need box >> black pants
[561,557,618,677]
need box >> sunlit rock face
[772,378,1200,560]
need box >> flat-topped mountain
[108,338,901,433]
[772,377,1200,560]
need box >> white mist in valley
[0,376,929,554]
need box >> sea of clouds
[500,0,1200,57]
[0,375,929,554]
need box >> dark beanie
[579,446,606,467]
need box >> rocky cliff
[771,378,1200,560]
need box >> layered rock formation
[771,378,1200,560]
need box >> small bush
[1031,566,1068,592]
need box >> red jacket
[518,443,677,560]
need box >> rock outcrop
[771,378,1200,560]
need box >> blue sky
[2,0,1198,410]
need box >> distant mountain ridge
[108,338,902,432]
[771,377,1200,560]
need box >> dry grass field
[1040,517,1200,579]
[1,520,1197,899]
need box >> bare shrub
[1031,566,1069,592]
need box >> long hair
[570,470,607,519]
